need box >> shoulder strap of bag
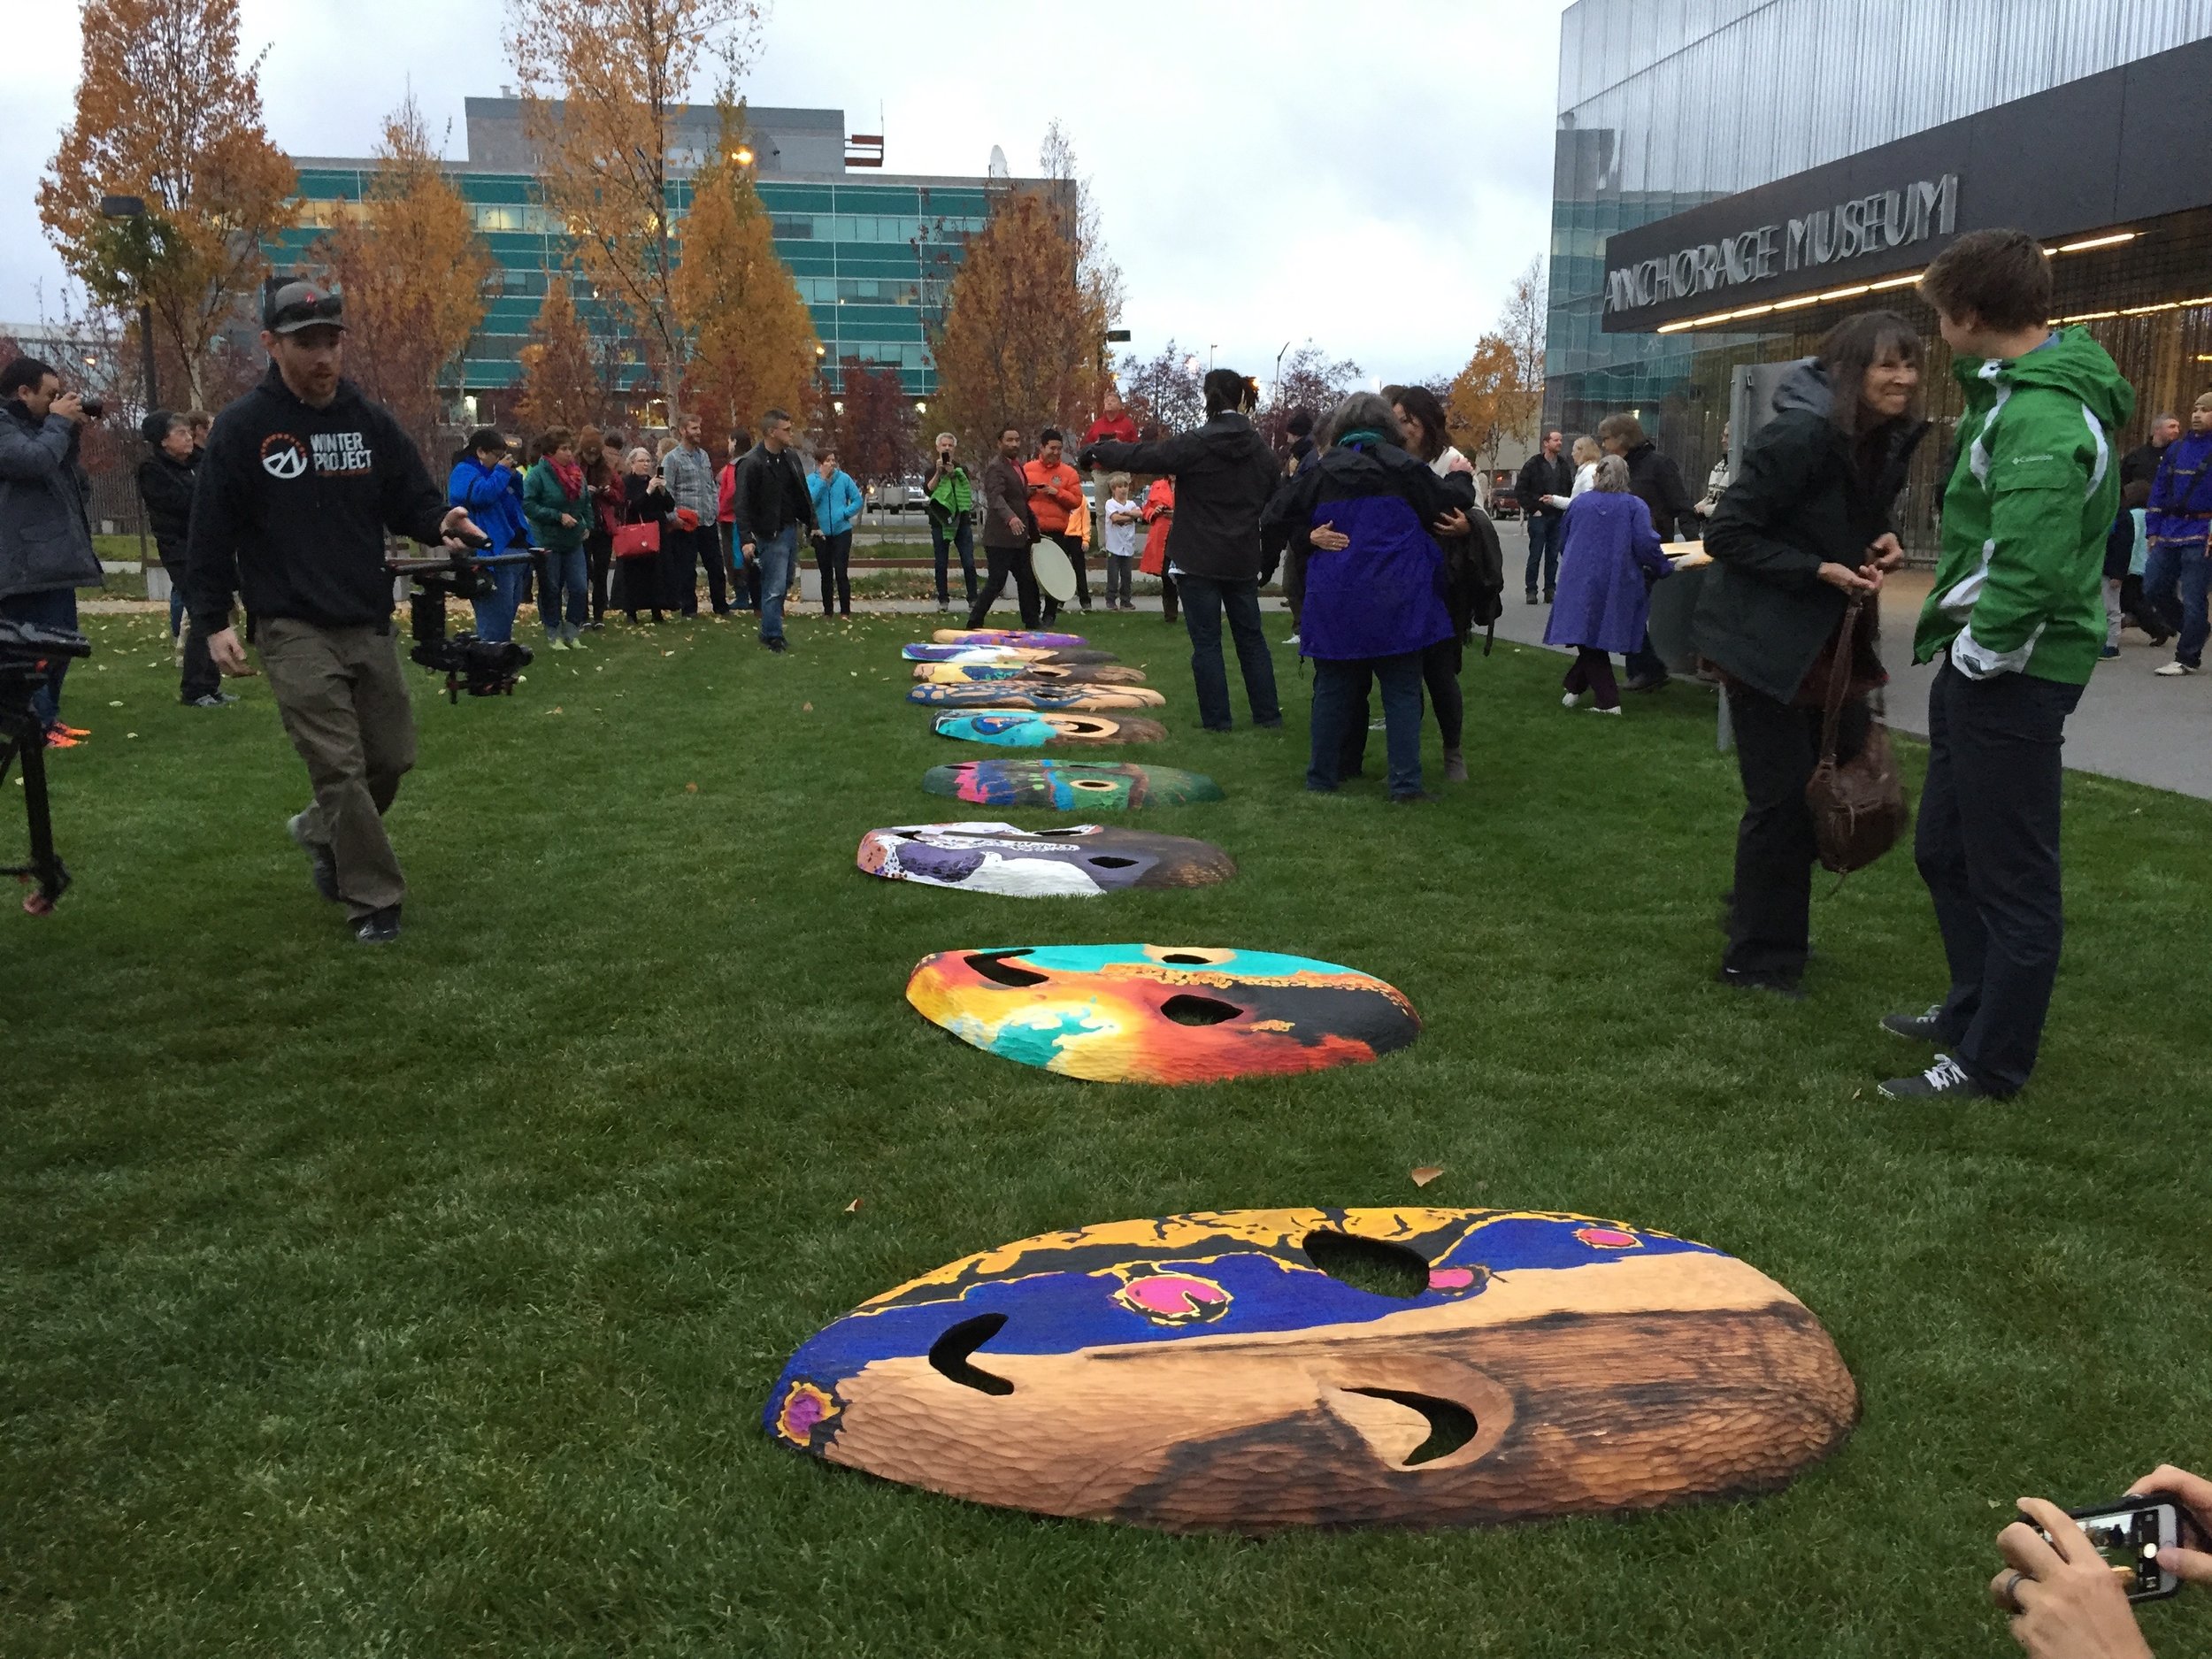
[1820,596,1862,764]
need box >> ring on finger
[2000,1570,2030,1614]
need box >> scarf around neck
[550,456,586,498]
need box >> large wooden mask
[908,681,1166,710]
[932,711,1167,748]
[922,760,1224,810]
[932,629,1089,649]
[857,822,1236,897]
[905,944,1418,1082]
[912,663,1148,685]
[765,1207,1859,1533]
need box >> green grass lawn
[5,607,2208,1658]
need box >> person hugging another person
[1543,454,1673,715]
[808,447,862,618]
[1101,472,1142,610]
[522,427,590,651]
[447,428,530,644]
[1263,392,1472,802]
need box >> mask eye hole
[1088,856,1138,869]
[928,1313,1013,1395]
[965,949,1047,987]
[1341,1388,1478,1465]
[1302,1231,1431,1299]
[1071,779,1116,790]
[1160,994,1240,1026]
[1158,951,1212,964]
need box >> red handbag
[612,521,661,560]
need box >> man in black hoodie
[135,409,226,707]
[1083,368,1283,730]
[1598,412,1698,690]
[186,282,483,945]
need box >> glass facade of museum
[1547,0,2212,521]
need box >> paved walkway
[1486,560,2212,802]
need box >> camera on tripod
[0,616,94,913]
[385,548,537,703]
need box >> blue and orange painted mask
[764,1207,1858,1533]
[922,760,1223,810]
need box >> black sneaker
[1878,1054,1985,1100]
[762,637,788,654]
[185,692,238,708]
[1717,966,1804,1000]
[1624,672,1671,694]
[1525,592,1540,604]
[287,812,340,903]
[352,904,401,945]
[1879,1004,1947,1044]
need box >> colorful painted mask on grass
[912,663,1147,686]
[932,712,1167,748]
[856,822,1236,897]
[908,681,1165,710]
[923,760,1222,810]
[904,943,1417,1082]
[764,1206,1858,1533]
[932,629,1089,649]
[902,643,1118,666]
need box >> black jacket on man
[1084,411,1281,582]
[1623,441,1699,542]
[1515,449,1574,519]
[1694,364,1925,703]
[2120,439,2170,489]
[731,442,815,543]
[185,365,447,635]
[135,448,199,566]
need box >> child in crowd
[2102,480,2151,658]
[1102,472,1141,610]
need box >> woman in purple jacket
[1544,454,1674,713]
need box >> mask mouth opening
[928,1314,1014,1395]
[964,950,1048,987]
[1340,1388,1479,1465]
[1159,994,1240,1026]
[1302,1231,1431,1299]
[1088,856,1139,869]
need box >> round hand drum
[1032,541,1079,603]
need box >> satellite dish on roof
[987,144,1010,180]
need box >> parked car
[1486,470,1523,519]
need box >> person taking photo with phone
[184,281,484,946]
[1990,1465,2211,1659]
[0,356,101,748]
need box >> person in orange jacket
[1024,426,1089,618]
[1141,471,1177,623]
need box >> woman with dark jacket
[1263,392,1474,802]
[134,409,226,706]
[615,445,672,626]
[1694,310,1926,995]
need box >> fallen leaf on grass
[663,650,676,657]
[544,706,564,715]
[843,1198,863,1214]
[1409,1165,1444,1187]
[109,699,124,706]
[802,701,813,711]
[685,782,699,794]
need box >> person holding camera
[924,431,976,612]
[184,281,484,945]
[1991,1467,2211,1658]
[0,356,102,748]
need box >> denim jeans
[1915,658,2084,1094]
[1524,511,1560,595]
[471,558,526,643]
[1174,572,1279,730]
[754,524,798,641]
[2143,540,2211,667]
[0,587,80,728]
[1105,554,1134,606]
[930,515,977,604]
[168,583,185,636]
[1310,654,1424,796]
[540,546,588,639]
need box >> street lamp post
[99,195,158,411]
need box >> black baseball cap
[265,280,345,334]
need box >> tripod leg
[18,730,68,913]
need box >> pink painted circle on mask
[1427,1266,1479,1291]
[1575,1226,1639,1248]
[1115,1272,1232,1325]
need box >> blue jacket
[2147,430,2212,551]
[448,457,530,551]
[1545,491,1671,656]
[808,466,863,536]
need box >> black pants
[815,529,853,614]
[1625,631,1667,686]
[668,524,723,615]
[1176,572,1279,730]
[1422,637,1463,749]
[1160,571,1179,621]
[1721,682,1868,981]
[719,523,755,611]
[1039,531,1087,622]
[968,543,1041,629]
[1914,659,2084,1094]
[1562,647,1620,709]
[1104,554,1134,606]
[584,531,611,623]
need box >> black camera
[386,549,535,703]
[79,396,104,419]
[0,616,95,912]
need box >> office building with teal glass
[276,99,995,418]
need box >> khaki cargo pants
[257,618,416,918]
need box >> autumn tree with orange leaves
[515,265,606,432]
[507,0,764,419]
[39,0,296,408]
[313,96,494,461]
[672,112,818,439]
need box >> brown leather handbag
[1805,596,1910,874]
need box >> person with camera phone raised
[0,355,103,749]
[184,281,484,946]
[1991,1465,2211,1658]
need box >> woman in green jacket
[924,431,977,612]
[523,428,590,650]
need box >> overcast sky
[2,0,1573,386]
